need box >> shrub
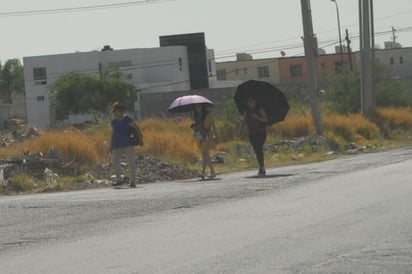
[324,114,380,142]
[270,115,314,138]
[377,107,412,130]
[214,100,243,142]
[138,118,199,164]
[323,115,356,142]
[6,175,37,193]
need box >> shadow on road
[245,174,294,179]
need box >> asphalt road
[1,146,412,273]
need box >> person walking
[110,102,143,188]
[240,96,268,176]
[191,104,218,179]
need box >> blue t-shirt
[111,115,133,149]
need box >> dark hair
[193,104,209,124]
[246,97,261,110]
[112,101,126,112]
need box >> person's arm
[109,126,114,152]
[239,111,247,136]
[250,108,268,123]
[258,108,269,123]
[209,116,218,142]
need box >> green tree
[323,71,361,114]
[323,62,412,114]
[376,79,412,107]
[374,61,412,107]
[50,72,138,121]
[0,59,24,103]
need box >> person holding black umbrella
[240,96,269,176]
[235,80,289,176]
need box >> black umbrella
[234,80,289,125]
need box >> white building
[374,47,412,79]
[23,45,218,128]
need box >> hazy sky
[1,0,411,63]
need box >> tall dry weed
[324,114,379,141]
[138,118,200,164]
[269,115,315,138]
[377,107,412,130]
[0,129,107,168]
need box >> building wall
[215,58,280,86]
[278,53,358,86]
[140,87,236,119]
[23,46,192,128]
[374,47,412,78]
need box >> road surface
[1,147,412,273]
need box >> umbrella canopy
[167,95,213,113]
[234,80,289,125]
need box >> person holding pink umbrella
[191,104,219,179]
[167,95,219,179]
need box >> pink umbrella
[167,95,213,113]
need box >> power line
[0,0,176,18]
[22,26,412,83]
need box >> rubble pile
[91,155,199,185]
[236,135,372,156]
[1,119,41,147]
[0,119,200,191]
[0,152,200,191]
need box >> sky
[1,0,412,63]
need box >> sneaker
[209,171,216,179]
[258,168,266,176]
[112,181,124,186]
[129,182,136,188]
[199,172,206,179]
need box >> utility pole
[391,26,398,43]
[359,0,376,118]
[345,29,353,71]
[300,0,323,135]
[331,0,344,65]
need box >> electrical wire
[0,0,176,18]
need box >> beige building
[216,54,280,86]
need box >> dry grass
[0,129,108,168]
[323,113,380,142]
[377,107,412,130]
[0,109,410,167]
[269,115,315,138]
[138,118,199,164]
[1,107,412,194]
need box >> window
[390,57,394,65]
[178,57,183,71]
[37,96,45,102]
[243,68,248,74]
[33,67,47,80]
[289,64,303,77]
[257,66,270,78]
[216,69,227,80]
[126,74,133,80]
[400,57,404,64]
[235,68,239,75]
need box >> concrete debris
[1,119,41,147]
